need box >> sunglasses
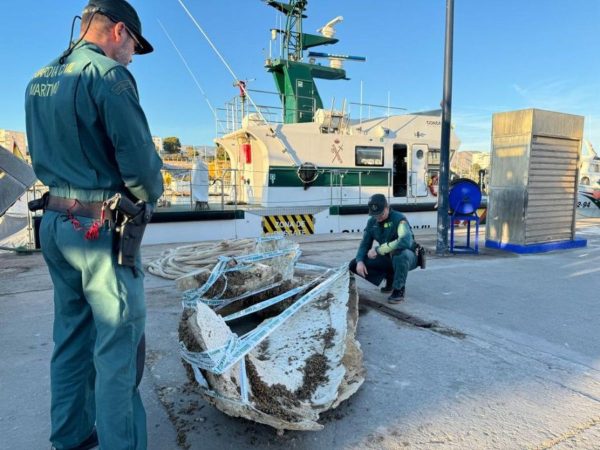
[124,26,142,54]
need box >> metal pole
[339,172,344,206]
[386,91,391,131]
[220,178,225,210]
[436,0,454,255]
[330,169,333,206]
[189,168,193,209]
[359,80,363,126]
[233,169,238,206]
[358,171,362,204]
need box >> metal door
[410,144,428,197]
[295,79,316,122]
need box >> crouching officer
[349,194,418,304]
[25,1,163,449]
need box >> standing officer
[349,194,418,304]
[25,1,163,449]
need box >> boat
[144,0,465,244]
[19,0,486,248]
[577,140,600,217]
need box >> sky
[2,0,600,151]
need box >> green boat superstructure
[214,0,459,212]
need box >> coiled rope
[146,239,255,280]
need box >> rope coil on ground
[146,239,255,280]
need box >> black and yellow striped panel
[262,214,315,235]
[476,207,487,224]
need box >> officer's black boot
[51,428,98,450]
[380,277,393,293]
[387,286,405,304]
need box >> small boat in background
[577,140,600,217]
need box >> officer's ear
[107,20,127,45]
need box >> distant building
[471,152,490,171]
[151,136,163,154]
[181,144,195,158]
[152,135,215,160]
[451,151,473,178]
[451,150,490,180]
[0,129,28,158]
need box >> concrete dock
[1,220,600,449]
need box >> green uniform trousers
[390,249,418,289]
[40,211,147,450]
[349,248,417,289]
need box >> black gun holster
[104,194,152,268]
[27,192,49,212]
[414,243,426,269]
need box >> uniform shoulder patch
[111,79,135,95]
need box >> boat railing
[327,168,392,206]
[17,166,429,249]
[217,88,283,134]
[216,86,414,136]
[157,165,431,213]
[348,102,407,125]
[217,88,325,135]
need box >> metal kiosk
[485,108,587,253]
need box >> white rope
[147,238,255,280]
[157,19,224,133]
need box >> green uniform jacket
[356,210,415,262]
[25,41,163,203]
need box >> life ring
[297,162,319,186]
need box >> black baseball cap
[84,0,153,54]
[368,194,388,216]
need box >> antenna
[307,51,366,70]
[317,16,344,38]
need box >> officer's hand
[367,248,378,259]
[356,261,368,277]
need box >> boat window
[428,148,440,166]
[355,146,384,166]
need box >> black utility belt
[46,195,105,220]
[28,193,106,220]
[28,193,153,268]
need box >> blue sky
[2,0,599,151]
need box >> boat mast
[265,0,346,124]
